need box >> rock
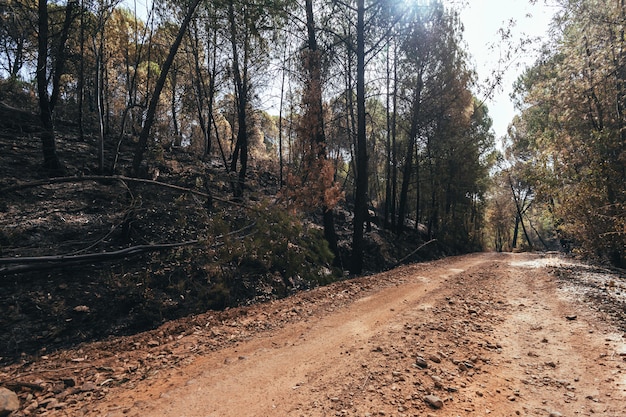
[549,412,563,417]
[428,354,441,363]
[62,377,77,387]
[424,394,443,409]
[39,397,60,409]
[415,356,428,369]
[0,388,19,417]
[430,375,444,389]
[79,382,97,392]
[73,305,90,313]
[565,315,577,321]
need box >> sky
[449,0,557,141]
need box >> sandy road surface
[5,253,626,416]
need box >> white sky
[450,0,557,141]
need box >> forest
[0,0,624,360]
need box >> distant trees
[507,0,625,266]
[0,0,36,79]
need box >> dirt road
[4,252,626,416]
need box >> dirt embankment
[1,252,626,417]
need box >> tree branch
[0,241,199,276]
[391,239,437,269]
[0,175,250,209]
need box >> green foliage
[132,199,339,320]
[210,202,338,304]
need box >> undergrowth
[133,199,340,325]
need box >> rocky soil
[1,252,625,416]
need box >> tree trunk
[227,1,249,197]
[384,43,392,229]
[350,0,367,275]
[390,46,398,231]
[396,74,423,235]
[512,213,520,249]
[95,30,106,173]
[305,0,340,265]
[36,0,64,175]
[132,0,202,175]
[171,69,180,143]
[509,179,533,250]
[78,0,85,141]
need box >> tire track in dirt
[490,255,626,416]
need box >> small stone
[79,382,97,392]
[62,377,77,387]
[0,388,19,417]
[40,397,59,409]
[73,305,90,313]
[565,315,577,321]
[428,354,441,363]
[549,412,563,417]
[431,375,443,388]
[147,340,160,347]
[415,357,428,369]
[424,394,443,409]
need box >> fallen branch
[0,240,199,276]
[391,239,437,269]
[0,175,250,209]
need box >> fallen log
[0,175,248,208]
[0,241,199,276]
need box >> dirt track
[4,252,626,416]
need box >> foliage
[207,201,338,305]
[509,0,626,266]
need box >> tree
[131,0,202,175]
[285,0,341,263]
[36,0,77,175]
[389,2,494,252]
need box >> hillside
[0,124,436,366]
